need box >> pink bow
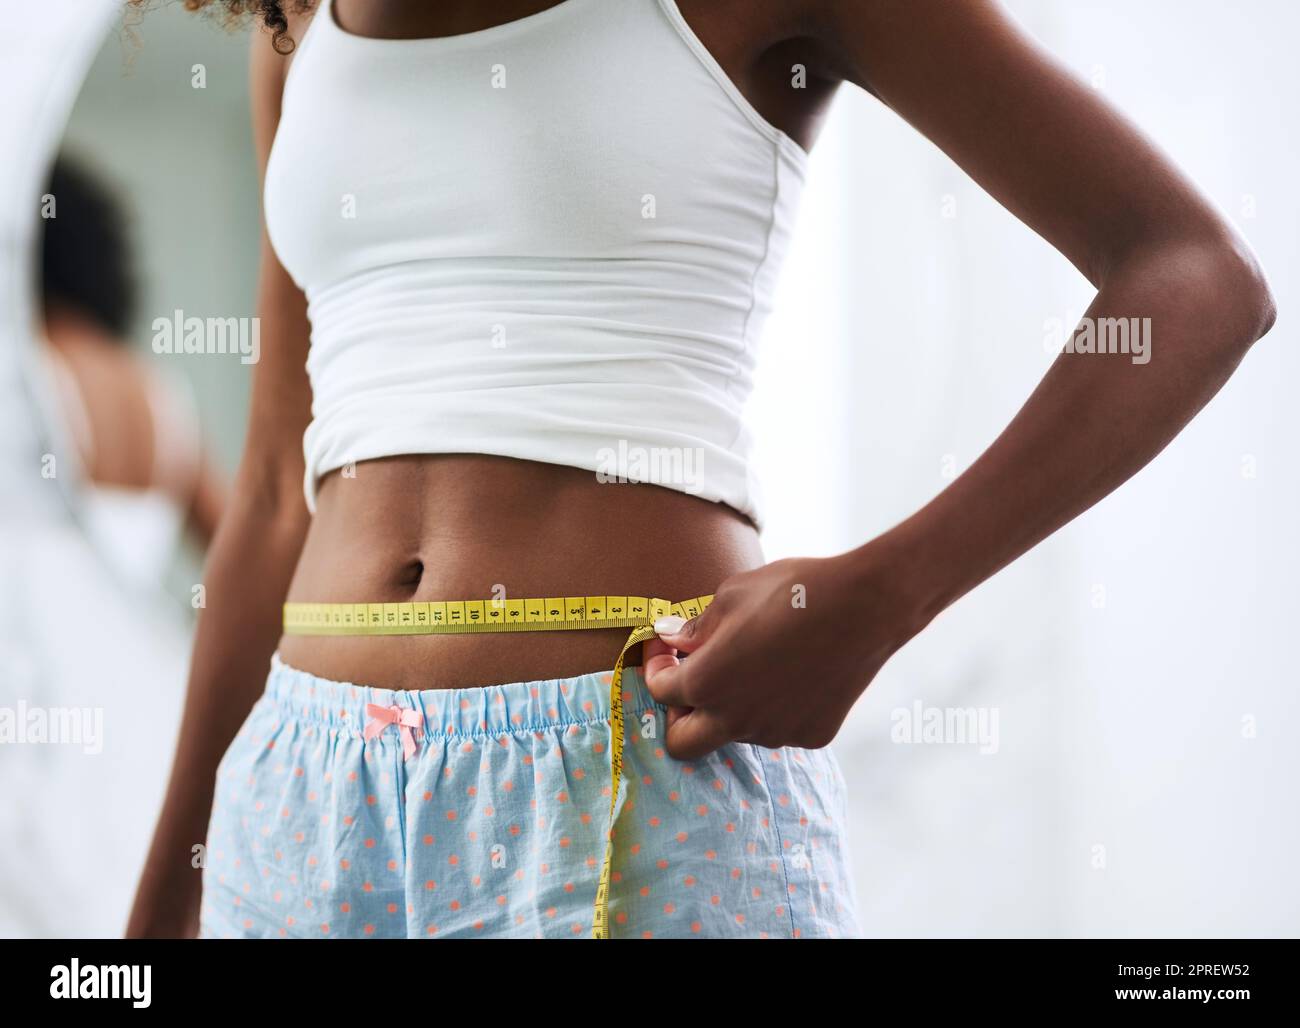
[363,703,424,761]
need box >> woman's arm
[126,25,313,937]
[182,450,229,549]
[644,0,1276,758]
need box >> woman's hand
[642,544,928,759]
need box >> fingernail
[654,615,687,635]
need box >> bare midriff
[277,454,764,691]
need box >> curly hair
[131,1,318,55]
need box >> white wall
[752,0,1299,936]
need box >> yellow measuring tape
[282,594,713,939]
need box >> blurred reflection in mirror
[0,153,230,939]
[1,2,250,937]
[40,155,227,588]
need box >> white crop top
[264,0,808,527]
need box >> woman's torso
[273,0,835,691]
[278,457,763,690]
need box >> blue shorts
[200,655,860,938]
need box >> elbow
[1190,232,1278,349]
[1120,230,1279,372]
[1221,237,1277,342]
[1250,258,1279,339]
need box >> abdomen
[278,453,762,690]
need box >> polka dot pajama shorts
[200,655,861,938]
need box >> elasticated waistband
[265,654,660,741]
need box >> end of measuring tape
[591,622,658,939]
